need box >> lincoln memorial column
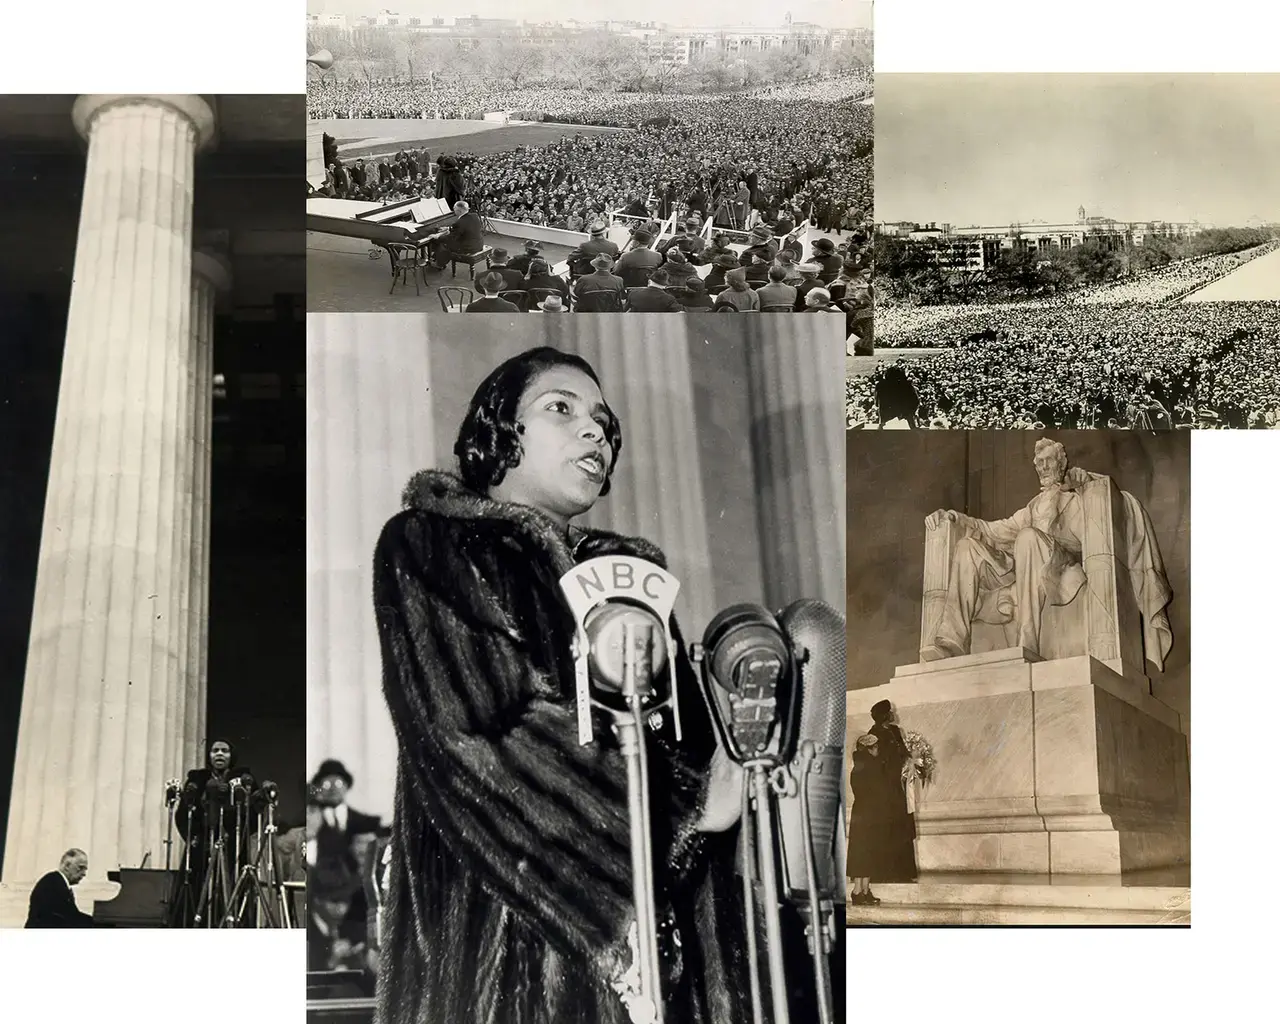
[2,95,215,883]
[557,319,719,636]
[744,323,846,610]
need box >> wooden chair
[761,304,795,312]
[527,287,565,310]
[499,289,530,311]
[385,242,427,296]
[576,289,624,313]
[449,246,493,280]
[438,287,474,312]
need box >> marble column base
[848,650,1190,875]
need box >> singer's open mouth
[572,452,605,482]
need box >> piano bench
[450,247,493,280]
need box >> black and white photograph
[0,95,306,929]
[303,2,872,330]
[305,313,846,1022]
[844,430,1190,925]
[849,73,1280,429]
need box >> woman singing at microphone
[372,347,753,1024]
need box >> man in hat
[677,218,707,262]
[488,248,525,293]
[309,759,386,968]
[812,238,842,284]
[773,250,803,287]
[626,267,684,312]
[574,252,626,300]
[524,257,571,302]
[656,222,690,258]
[706,251,741,291]
[615,228,663,286]
[508,238,544,276]
[662,246,699,287]
[536,294,569,312]
[676,275,716,310]
[465,272,521,312]
[740,224,780,267]
[566,220,621,276]
[792,263,825,311]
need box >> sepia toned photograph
[303,2,871,330]
[845,430,1190,925]
[305,314,846,1022]
[850,73,1280,429]
[0,95,305,929]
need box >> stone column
[307,314,435,820]
[555,317,719,637]
[2,95,215,884]
[183,253,229,771]
[744,317,846,611]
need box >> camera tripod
[225,798,292,928]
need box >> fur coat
[372,471,753,1024]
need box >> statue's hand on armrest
[926,508,959,532]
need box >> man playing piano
[25,849,95,928]
[425,200,485,272]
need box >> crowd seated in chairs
[417,217,872,322]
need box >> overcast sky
[876,74,1280,227]
[308,1,872,29]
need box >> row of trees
[875,226,1277,305]
[307,27,869,94]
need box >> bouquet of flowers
[900,731,937,788]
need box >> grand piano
[91,867,178,927]
[306,195,457,252]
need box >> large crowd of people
[306,71,871,120]
[1072,243,1277,304]
[848,303,1280,428]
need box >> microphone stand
[612,619,664,1024]
[795,742,835,1024]
[744,759,791,1024]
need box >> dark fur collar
[401,470,667,575]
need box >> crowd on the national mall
[848,302,1280,429]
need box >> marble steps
[846,881,1190,926]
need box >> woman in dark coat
[175,738,256,921]
[869,700,918,882]
[372,347,755,1024]
[846,734,883,905]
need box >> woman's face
[208,741,232,771]
[494,366,614,526]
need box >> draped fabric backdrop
[307,313,845,819]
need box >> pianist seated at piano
[424,200,485,271]
[25,848,95,928]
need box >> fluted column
[183,253,229,772]
[3,95,215,883]
[744,317,846,611]
[556,318,718,637]
[307,314,434,821]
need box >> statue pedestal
[848,649,1190,874]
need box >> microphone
[774,599,847,904]
[559,555,684,746]
[695,604,800,766]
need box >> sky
[875,74,1280,228]
[307,1,872,29]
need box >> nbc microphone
[559,555,684,1024]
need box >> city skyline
[306,1,873,30]
[876,74,1280,228]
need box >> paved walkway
[1183,244,1280,301]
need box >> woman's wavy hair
[455,346,623,496]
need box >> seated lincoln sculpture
[921,438,1172,667]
